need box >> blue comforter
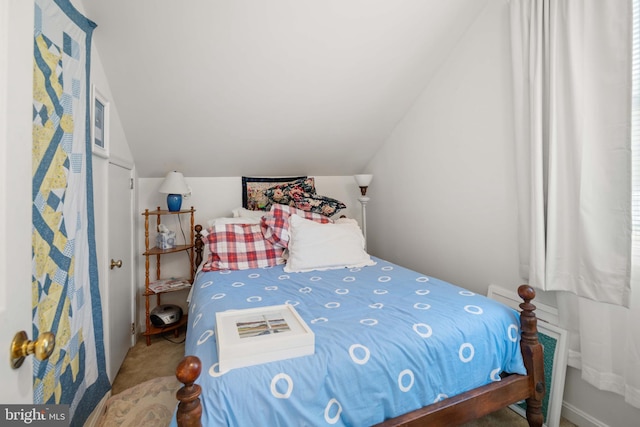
[173,258,525,426]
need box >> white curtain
[511,0,631,306]
[510,0,640,409]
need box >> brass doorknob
[110,259,123,269]
[10,331,55,369]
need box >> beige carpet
[100,330,576,426]
[110,332,186,395]
[98,332,186,426]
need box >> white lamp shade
[354,174,373,187]
[158,171,189,195]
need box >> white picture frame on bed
[488,284,568,427]
[216,304,314,371]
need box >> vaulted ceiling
[82,0,487,177]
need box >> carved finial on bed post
[518,285,545,427]
[176,356,203,427]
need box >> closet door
[105,161,134,380]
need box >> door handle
[10,331,55,369]
[111,259,123,269]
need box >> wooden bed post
[176,356,203,427]
[173,225,214,427]
[518,284,546,427]
[194,224,204,275]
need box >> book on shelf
[148,277,191,293]
[216,304,315,371]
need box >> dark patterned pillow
[291,193,346,216]
[242,176,314,211]
[265,181,346,216]
[263,178,316,206]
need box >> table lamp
[158,171,189,212]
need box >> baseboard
[84,391,112,427]
[561,401,609,427]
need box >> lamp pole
[358,195,370,250]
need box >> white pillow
[232,207,266,219]
[207,216,262,228]
[333,217,359,225]
[284,214,376,273]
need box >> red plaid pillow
[261,204,332,249]
[202,223,285,271]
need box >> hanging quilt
[32,1,109,425]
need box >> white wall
[87,30,137,361]
[135,176,362,332]
[75,0,136,293]
[365,1,640,426]
[366,0,521,297]
[73,0,136,379]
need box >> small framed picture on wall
[91,84,109,158]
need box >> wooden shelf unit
[142,206,196,346]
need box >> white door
[0,0,35,403]
[106,162,134,380]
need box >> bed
[172,181,544,427]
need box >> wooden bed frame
[174,225,545,427]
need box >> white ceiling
[82,0,486,178]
